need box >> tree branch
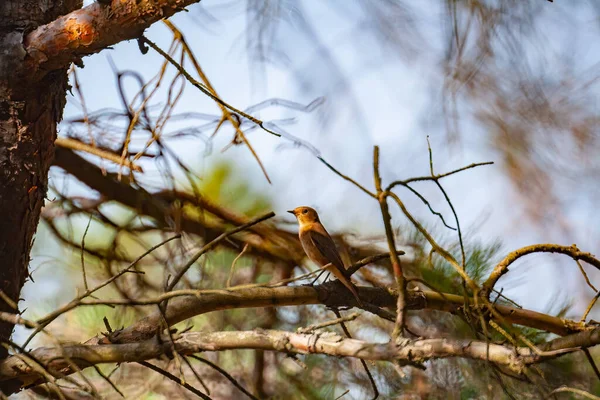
[1,282,594,390]
[81,283,590,345]
[483,244,600,298]
[24,0,202,80]
[52,147,302,263]
[4,327,599,383]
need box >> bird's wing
[307,230,348,277]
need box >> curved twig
[483,244,600,298]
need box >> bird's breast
[299,230,330,266]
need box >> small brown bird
[288,206,363,306]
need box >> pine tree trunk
[0,2,81,393]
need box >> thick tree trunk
[0,0,200,394]
[0,2,81,393]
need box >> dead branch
[483,244,600,298]
[4,327,600,383]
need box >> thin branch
[55,137,142,172]
[373,146,405,339]
[483,244,600,298]
[0,291,17,310]
[227,243,250,287]
[346,251,405,276]
[317,156,376,198]
[331,308,379,400]
[577,259,598,292]
[385,191,476,289]
[166,211,274,291]
[297,312,360,334]
[138,361,211,400]
[334,390,350,400]
[190,356,259,400]
[583,348,600,382]
[181,356,210,395]
[23,234,181,348]
[582,290,600,323]
[80,214,93,291]
[162,21,273,184]
[547,386,600,399]
[91,364,124,398]
[425,136,466,268]
[140,36,280,140]
[386,161,494,191]
[395,182,456,230]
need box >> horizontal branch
[1,282,595,388]
[5,325,599,383]
[86,283,586,346]
[24,0,202,79]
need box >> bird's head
[287,206,320,225]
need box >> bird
[288,206,363,307]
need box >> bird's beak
[287,210,295,215]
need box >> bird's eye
[302,209,308,214]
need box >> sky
[15,0,600,346]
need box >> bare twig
[583,348,600,382]
[190,356,259,400]
[346,251,405,276]
[581,290,600,323]
[386,191,476,289]
[425,136,466,268]
[331,308,379,399]
[317,156,376,198]
[166,212,274,291]
[181,356,210,395]
[334,389,350,400]
[55,137,142,172]
[386,161,494,191]
[547,386,600,399]
[91,364,124,398]
[297,312,360,334]
[227,243,250,287]
[138,361,211,400]
[577,259,598,292]
[80,214,93,291]
[23,234,181,348]
[140,36,281,143]
[394,182,456,230]
[483,244,600,298]
[373,146,405,340]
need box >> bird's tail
[328,265,364,307]
[339,275,364,307]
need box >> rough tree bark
[0,0,206,395]
[0,1,82,365]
